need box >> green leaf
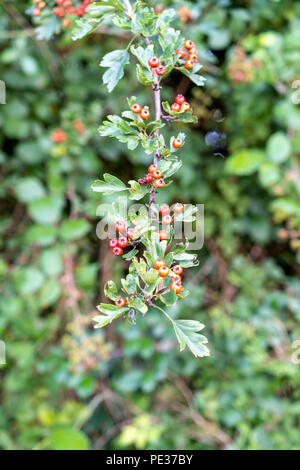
[99,115,139,149]
[72,17,104,40]
[28,196,64,225]
[160,289,177,306]
[36,15,58,40]
[59,219,90,241]
[25,225,57,247]
[15,177,46,203]
[128,180,151,200]
[94,303,129,328]
[91,173,128,194]
[123,248,139,260]
[173,252,198,268]
[39,248,63,277]
[128,296,148,314]
[49,427,90,451]
[226,149,265,176]
[104,280,118,301]
[267,131,291,163]
[181,63,205,86]
[100,49,130,93]
[136,64,154,85]
[172,320,209,357]
[121,273,138,295]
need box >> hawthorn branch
[123,0,161,218]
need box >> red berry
[162,214,173,225]
[115,220,126,232]
[160,204,170,216]
[148,164,158,174]
[172,138,182,148]
[148,56,159,68]
[154,178,165,188]
[33,7,41,15]
[155,65,166,76]
[184,40,194,50]
[171,103,181,112]
[140,108,150,120]
[175,94,185,105]
[159,265,170,277]
[153,259,166,270]
[181,101,190,112]
[115,297,126,307]
[170,283,182,294]
[188,53,198,63]
[171,274,182,284]
[173,202,183,214]
[118,237,128,248]
[131,104,142,114]
[109,238,118,248]
[126,227,135,239]
[112,246,123,256]
[184,60,194,70]
[173,264,183,275]
[159,229,168,241]
[145,173,153,183]
[189,46,198,54]
[176,48,186,59]
[153,169,162,179]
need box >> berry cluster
[109,222,135,256]
[53,0,92,17]
[171,94,191,113]
[130,103,150,120]
[176,40,199,70]
[153,259,184,294]
[141,164,165,189]
[148,56,166,76]
[158,203,183,238]
[32,0,46,16]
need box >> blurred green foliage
[1,0,300,450]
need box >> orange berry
[170,283,182,294]
[184,60,194,70]
[184,40,194,50]
[176,48,186,59]
[173,264,183,275]
[115,297,126,307]
[131,103,142,114]
[181,101,190,112]
[162,214,173,225]
[148,164,158,174]
[159,230,168,241]
[148,56,159,68]
[172,138,182,148]
[173,202,183,214]
[156,65,166,76]
[171,103,181,112]
[171,274,182,284]
[153,259,166,270]
[188,53,198,63]
[160,204,170,215]
[159,265,170,277]
[115,220,126,232]
[154,178,165,188]
[153,169,162,179]
[140,108,150,120]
